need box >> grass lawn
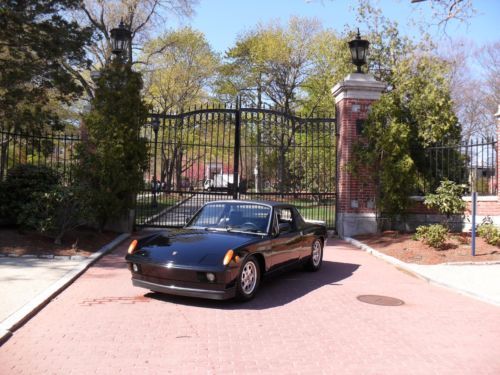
[242,194,335,228]
[294,203,335,228]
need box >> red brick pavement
[1,239,499,374]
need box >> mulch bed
[355,232,500,265]
[0,228,118,257]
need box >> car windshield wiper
[225,226,265,234]
[204,227,226,232]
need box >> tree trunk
[175,148,184,190]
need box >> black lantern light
[110,20,132,57]
[348,29,370,73]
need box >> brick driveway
[1,239,499,374]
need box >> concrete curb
[0,233,130,346]
[343,236,500,307]
[0,253,89,260]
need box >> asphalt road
[145,192,234,227]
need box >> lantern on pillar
[348,29,370,73]
[110,20,132,58]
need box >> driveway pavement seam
[0,233,130,345]
[344,236,500,307]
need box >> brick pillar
[332,73,386,237]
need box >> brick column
[332,73,386,237]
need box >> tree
[217,18,341,192]
[142,28,219,112]
[301,30,352,114]
[410,0,476,27]
[442,40,491,140]
[476,41,500,132]
[71,0,198,97]
[217,17,321,112]
[0,0,94,132]
[141,28,219,190]
[346,2,463,216]
[75,59,149,230]
[356,54,461,216]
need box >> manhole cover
[357,295,404,306]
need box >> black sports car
[126,200,327,301]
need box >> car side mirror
[185,217,190,225]
[278,222,291,234]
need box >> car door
[269,207,302,270]
[291,207,316,258]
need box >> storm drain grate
[357,295,404,306]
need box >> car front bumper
[131,278,236,300]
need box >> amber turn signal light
[127,239,138,254]
[223,249,234,266]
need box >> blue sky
[171,0,499,55]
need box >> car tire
[305,239,323,272]
[236,256,260,301]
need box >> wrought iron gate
[135,103,337,229]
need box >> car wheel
[236,256,260,301]
[305,239,323,272]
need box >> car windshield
[187,202,271,234]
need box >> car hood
[131,229,260,267]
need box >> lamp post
[110,20,132,62]
[151,115,160,208]
[348,29,370,73]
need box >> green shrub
[415,224,448,248]
[75,60,149,230]
[18,185,87,244]
[0,164,60,224]
[424,180,466,228]
[476,224,500,246]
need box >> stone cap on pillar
[332,73,386,103]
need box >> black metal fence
[5,121,494,230]
[135,104,337,229]
[420,138,497,195]
[0,127,80,184]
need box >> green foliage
[354,95,417,214]
[415,224,448,248]
[18,185,87,244]
[476,224,500,246]
[424,180,466,220]
[349,3,462,216]
[142,27,219,112]
[75,60,149,230]
[0,0,94,132]
[301,31,352,114]
[0,164,60,224]
[216,17,349,113]
[353,54,460,215]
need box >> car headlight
[223,249,234,266]
[127,240,138,254]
